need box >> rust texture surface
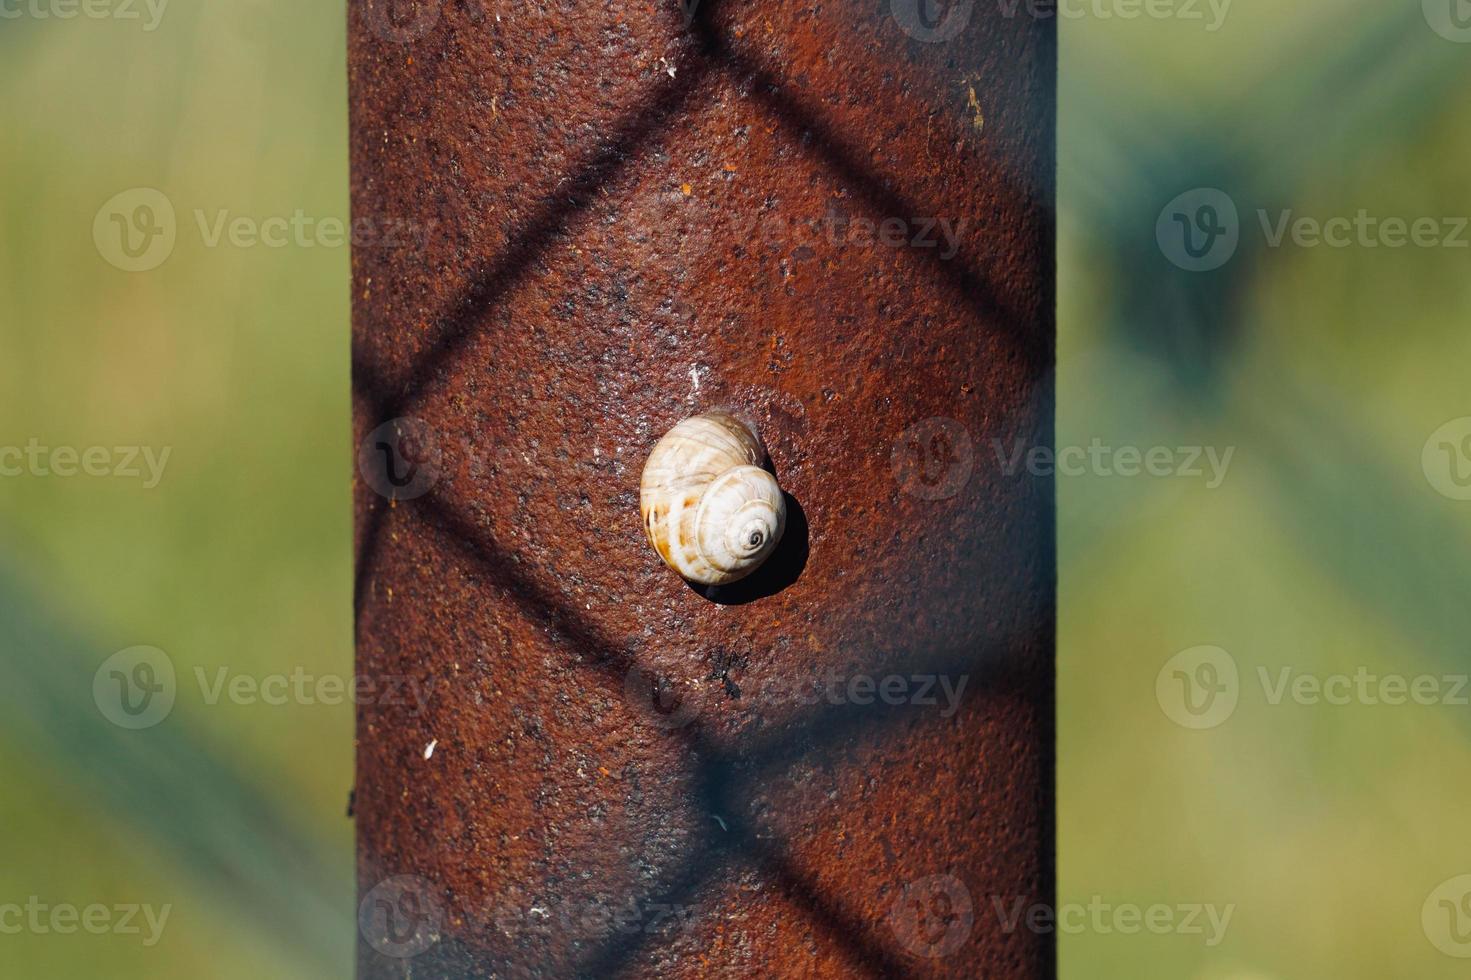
[350,0,1054,976]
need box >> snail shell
[640,411,787,586]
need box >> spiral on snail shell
[640,411,787,586]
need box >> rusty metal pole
[351,1,1053,977]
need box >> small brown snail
[640,411,786,586]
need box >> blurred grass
[1,0,1469,977]
[1061,1,1471,977]
[0,2,351,977]
[0,563,344,975]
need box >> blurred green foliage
[1060,2,1471,977]
[1,0,1468,977]
[0,2,351,977]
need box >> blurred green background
[1,0,1468,977]
[0,2,351,977]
